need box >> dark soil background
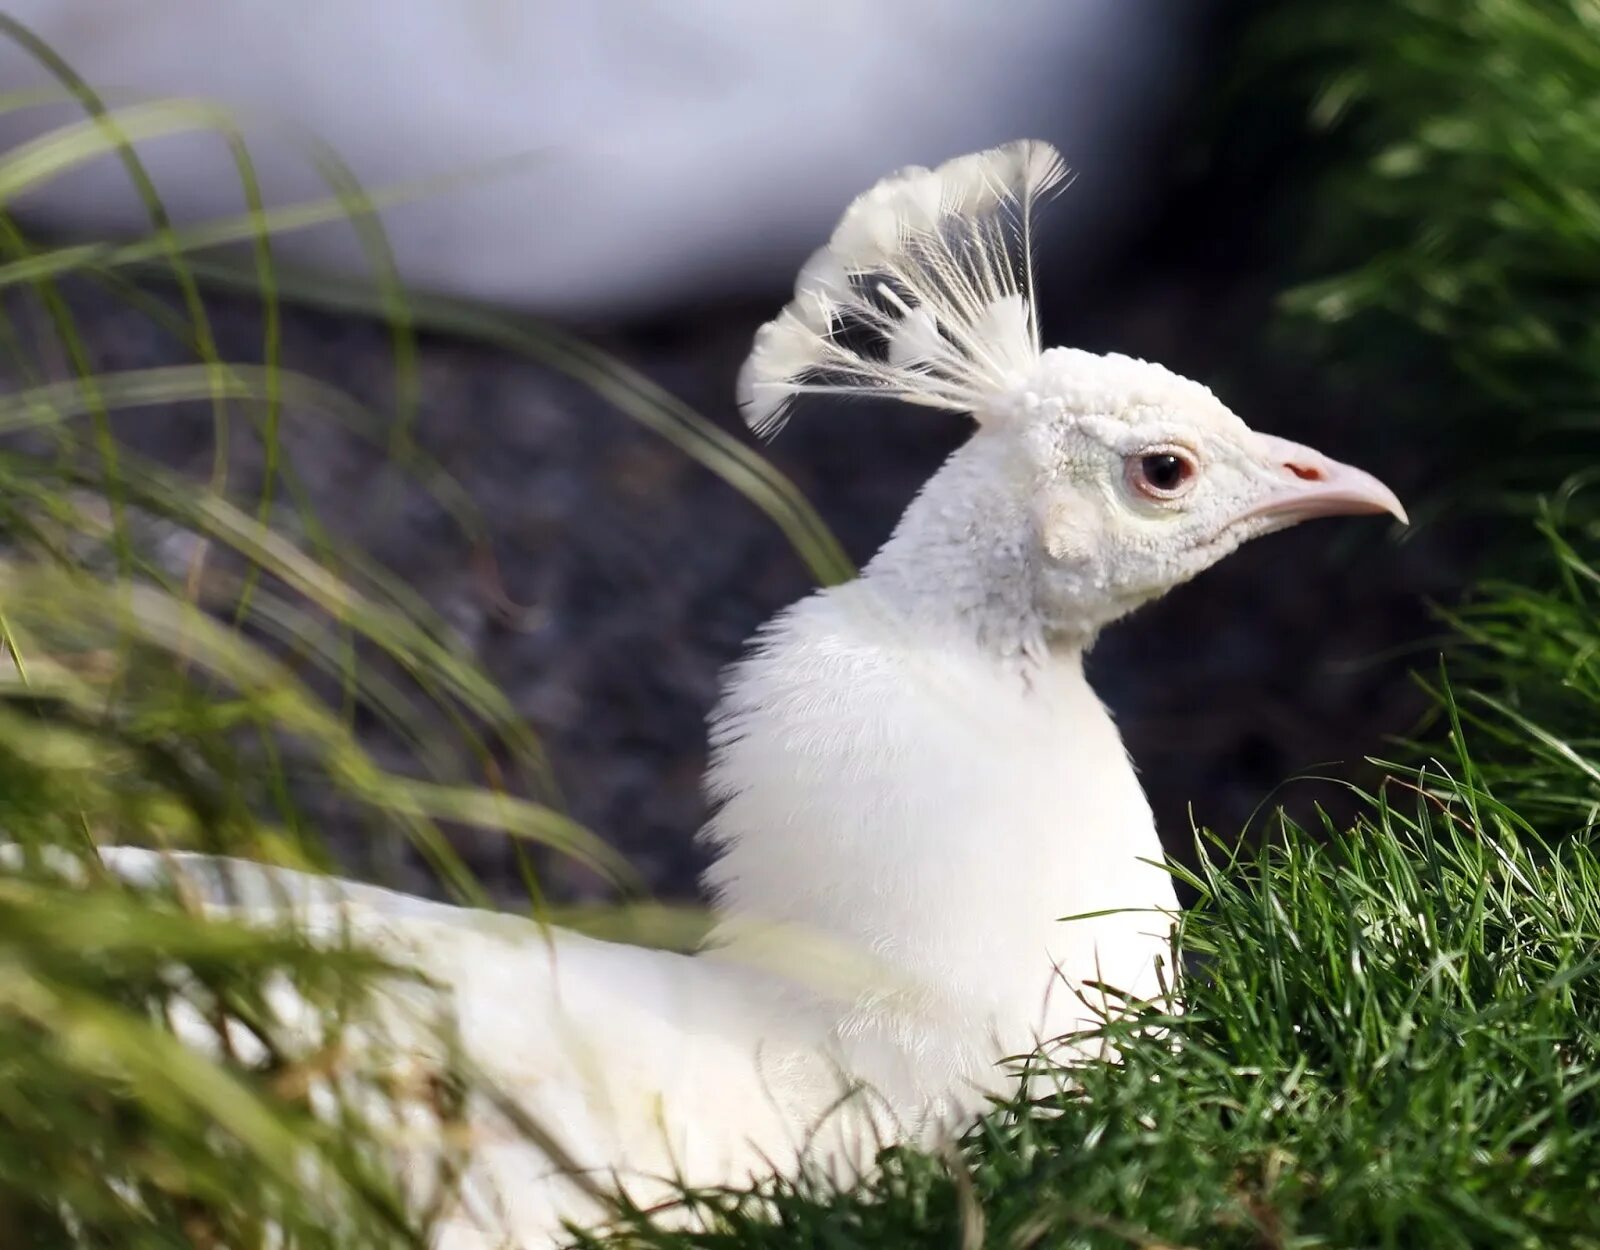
[31,164,1470,907]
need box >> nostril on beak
[1284,461,1324,482]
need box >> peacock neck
[858,431,1112,661]
[700,541,1174,1075]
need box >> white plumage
[95,142,1406,1248]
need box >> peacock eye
[1126,449,1198,501]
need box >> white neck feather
[857,430,1055,661]
[699,434,1176,1118]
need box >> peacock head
[737,141,1404,642]
[995,346,1405,633]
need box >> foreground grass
[0,20,708,1243]
[0,9,856,1237]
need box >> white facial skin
[1012,350,1407,641]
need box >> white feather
[829,165,945,266]
[737,308,828,436]
[972,294,1036,376]
[886,304,945,369]
[735,139,1070,436]
[795,246,851,311]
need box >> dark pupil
[1142,453,1187,491]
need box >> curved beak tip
[1321,465,1409,527]
[1245,434,1409,530]
[1339,473,1409,527]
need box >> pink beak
[1236,434,1408,529]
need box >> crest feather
[737,139,1069,437]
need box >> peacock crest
[737,139,1069,437]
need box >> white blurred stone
[0,0,1207,315]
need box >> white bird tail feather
[737,139,1068,436]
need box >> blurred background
[0,0,1564,904]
